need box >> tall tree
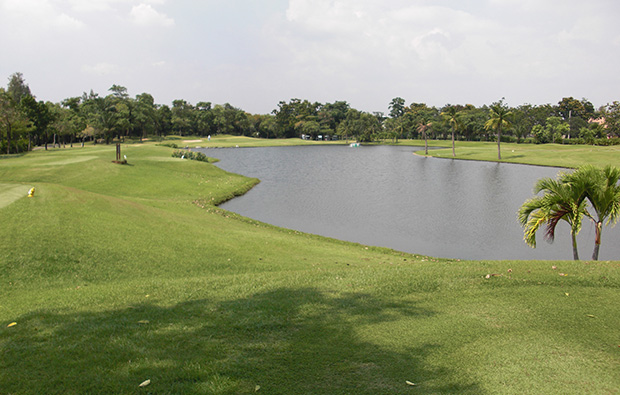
[171,99,194,135]
[61,97,88,146]
[195,101,214,136]
[109,84,129,100]
[484,99,513,160]
[155,104,172,137]
[440,105,462,157]
[407,103,437,141]
[383,117,404,143]
[48,102,81,147]
[318,101,349,135]
[21,95,53,150]
[0,89,27,154]
[417,120,432,155]
[388,97,406,119]
[7,72,32,104]
[80,91,118,144]
[602,101,620,137]
[253,114,276,139]
[531,117,569,144]
[134,93,156,140]
[108,85,133,138]
[272,99,319,138]
[557,97,594,138]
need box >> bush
[500,135,517,143]
[562,138,585,145]
[0,138,29,154]
[172,150,209,163]
[594,137,620,146]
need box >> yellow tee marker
[27,187,35,197]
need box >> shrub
[500,135,517,143]
[0,138,29,154]
[172,150,209,163]
[594,137,620,146]
[562,138,585,145]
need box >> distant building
[588,117,607,128]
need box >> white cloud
[2,0,619,113]
[81,62,120,76]
[66,0,118,12]
[0,0,84,30]
[54,12,85,29]
[257,0,609,110]
[279,1,499,76]
[130,3,174,27]
[65,0,166,14]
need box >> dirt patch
[183,139,203,143]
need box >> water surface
[204,145,619,260]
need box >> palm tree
[565,165,620,260]
[518,174,588,260]
[484,100,513,160]
[440,106,461,157]
[417,119,432,155]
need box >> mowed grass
[164,135,345,148]
[1,141,619,394]
[391,139,620,168]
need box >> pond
[202,145,620,261]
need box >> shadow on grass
[1,288,484,394]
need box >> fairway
[0,183,29,209]
[1,140,619,394]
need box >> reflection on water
[203,145,619,260]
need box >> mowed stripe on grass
[0,183,30,209]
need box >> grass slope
[1,141,619,394]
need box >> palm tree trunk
[424,131,428,155]
[571,231,579,260]
[592,221,602,260]
[497,125,502,160]
[452,126,456,157]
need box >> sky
[1,0,619,114]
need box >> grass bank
[390,139,620,168]
[158,135,345,149]
[1,140,619,394]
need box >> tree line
[2,72,620,154]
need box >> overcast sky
[1,0,619,114]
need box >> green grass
[0,183,30,209]
[158,135,345,148]
[395,140,620,168]
[1,141,619,394]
